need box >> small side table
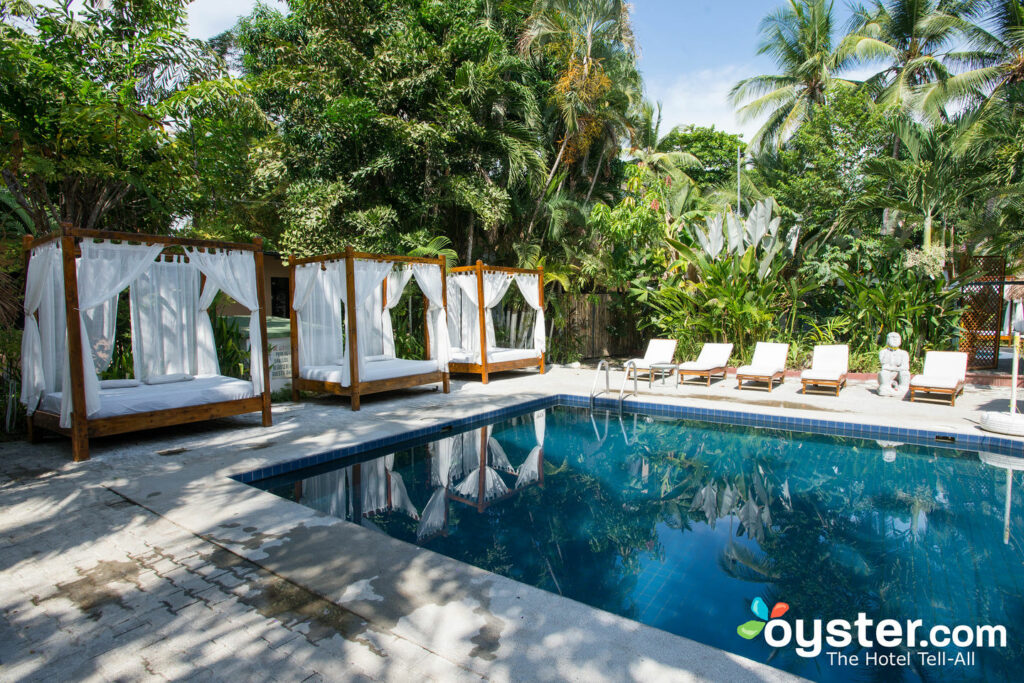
[649,362,677,388]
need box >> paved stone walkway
[0,448,478,682]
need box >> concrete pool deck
[2,367,1020,682]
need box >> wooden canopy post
[475,260,489,384]
[59,226,90,462]
[253,239,273,426]
[538,266,545,375]
[441,257,450,394]
[288,254,299,402]
[344,246,361,410]
[477,427,487,512]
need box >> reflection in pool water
[255,406,1024,682]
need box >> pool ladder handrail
[618,360,638,409]
[590,359,611,407]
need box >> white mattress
[39,374,255,419]
[450,347,539,364]
[301,358,440,386]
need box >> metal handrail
[619,412,638,445]
[619,360,638,408]
[590,359,611,407]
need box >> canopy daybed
[21,227,272,462]
[446,261,546,383]
[288,247,451,410]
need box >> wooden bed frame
[447,260,545,384]
[909,380,965,406]
[288,247,450,410]
[23,225,273,462]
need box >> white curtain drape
[486,426,516,474]
[20,242,64,414]
[416,487,448,542]
[481,272,513,350]
[381,267,413,358]
[454,467,509,501]
[302,468,350,519]
[81,297,118,374]
[515,409,545,488]
[411,263,451,368]
[353,260,394,376]
[453,271,512,359]
[514,273,546,353]
[61,240,164,427]
[186,248,264,396]
[293,261,346,376]
[429,435,456,487]
[447,275,476,352]
[360,455,419,519]
[130,258,200,380]
[194,273,220,376]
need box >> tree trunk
[923,211,933,250]
[585,146,605,204]
[527,135,570,237]
[465,214,475,266]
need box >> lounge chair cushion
[737,364,784,377]
[921,351,968,381]
[679,343,733,371]
[801,368,845,381]
[809,344,848,375]
[738,342,789,377]
[910,374,962,389]
[639,339,678,363]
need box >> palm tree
[628,101,701,184]
[627,101,702,223]
[519,0,639,233]
[840,0,984,117]
[925,0,1024,117]
[730,0,850,150]
[842,118,989,249]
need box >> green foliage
[662,125,746,188]
[835,258,964,360]
[0,0,257,234]
[211,310,251,380]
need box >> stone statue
[878,332,910,397]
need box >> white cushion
[737,365,783,376]
[809,344,848,375]
[921,351,968,381]
[641,339,677,364]
[911,374,962,389]
[801,368,843,381]
[690,343,732,368]
[100,379,140,389]
[679,360,724,372]
[749,342,789,371]
[143,373,194,385]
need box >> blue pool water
[252,404,1024,681]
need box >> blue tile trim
[231,393,1024,484]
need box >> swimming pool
[249,401,1024,682]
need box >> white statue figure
[878,331,910,397]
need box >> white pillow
[100,379,140,389]
[143,373,195,385]
[365,354,387,362]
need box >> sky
[184,0,868,141]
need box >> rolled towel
[143,373,195,385]
[100,379,140,389]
